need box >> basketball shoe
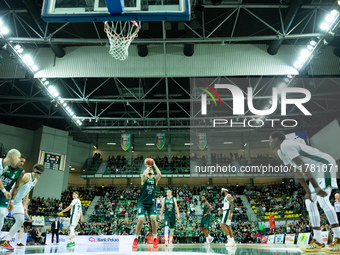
[0,240,14,251]
[300,239,325,252]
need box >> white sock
[170,236,173,243]
[314,229,322,243]
[231,237,234,242]
[154,233,157,240]
[165,227,169,243]
[333,227,340,238]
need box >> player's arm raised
[160,200,165,223]
[174,198,180,219]
[141,167,149,185]
[153,161,162,184]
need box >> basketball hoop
[104,21,140,61]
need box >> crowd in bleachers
[104,155,190,175]
[246,179,340,221]
[92,152,102,162]
[83,152,285,176]
[89,185,198,223]
[192,152,281,166]
[244,181,301,219]
[28,186,95,217]
[105,155,139,174]
[85,185,248,242]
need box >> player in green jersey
[132,161,161,249]
[160,189,180,246]
[200,195,213,246]
[0,150,24,250]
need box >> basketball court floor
[0,243,323,255]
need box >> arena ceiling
[0,0,340,147]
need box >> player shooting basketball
[132,160,161,249]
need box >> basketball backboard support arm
[41,0,191,22]
[105,0,124,13]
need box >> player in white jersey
[0,164,45,250]
[58,191,84,247]
[219,188,235,247]
[269,131,340,253]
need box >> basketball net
[104,21,140,61]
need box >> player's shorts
[221,209,231,226]
[138,202,156,218]
[164,215,176,229]
[307,187,332,207]
[200,214,211,229]
[308,158,338,193]
[11,202,24,215]
[0,193,9,208]
[70,216,80,227]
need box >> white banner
[1,231,27,246]
[43,235,134,254]
[285,234,296,244]
[322,231,330,244]
[297,233,311,245]
[267,235,275,244]
[32,216,45,226]
[46,234,134,245]
[275,234,285,244]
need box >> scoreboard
[38,151,66,171]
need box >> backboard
[42,0,191,22]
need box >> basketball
[144,158,154,167]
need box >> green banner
[156,132,165,150]
[121,133,131,151]
[197,133,207,150]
